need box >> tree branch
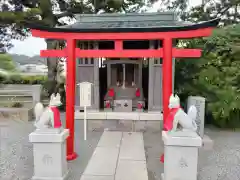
[0,8,42,25]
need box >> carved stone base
[32,173,69,180]
[161,173,164,180]
[29,129,69,180]
[34,128,63,134]
[161,131,202,180]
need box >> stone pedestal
[29,129,69,180]
[161,131,202,180]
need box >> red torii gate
[29,18,219,161]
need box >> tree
[0,53,16,83]
[174,24,240,128]
[162,0,240,127]
[0,0,144,96]
[182,0,240,25]
[0,53,16,71]
[196,25,240,128]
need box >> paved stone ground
[1,118,240,180]
[0,119,102,180]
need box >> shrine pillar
[65,39,78,160]
[162,38,173,127]
[76,41,99,111]
[148,40,163,112]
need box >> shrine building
[28,12,219,160]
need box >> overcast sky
[9,0,202,57]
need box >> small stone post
[187,96,213,150]
[32,85,42,105]
[161,131,202,180]
[187,96,205,138]
[29,129,69,180]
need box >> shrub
[3,74,47,85]
[1,74,49,100]
[176,25,240,129]
[11,102,23,108]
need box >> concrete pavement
[80,131,148,180]
[1,117,240,180]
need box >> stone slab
[97,131,122,148]
[161,173,164,180]
[0,108,33,122]
[113,100,133,112]
[106,112,139,120]
[32,171,69,180]
[162,131,202,147]
[202,134,214,150]
[119,132,146,161]
[80,175,114,180]
[75,111,162,121]
[88,113,107,120]
[115,160,148,180]
[121,132,144,147]
[83,147,119,176]
[187,96,205,138]
[119,145,146,161]
[139,112,162,121]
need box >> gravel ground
[1,118,240,180]
[144,127,240,180]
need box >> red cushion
[108,88,114,97]
[135,88,140,97]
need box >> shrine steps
[75,111,163,121]
[80,131,148,180]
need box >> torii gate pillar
[65,39,78,160]
[162,38,173,125]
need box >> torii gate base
[30,21,217,161]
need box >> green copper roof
[27,12,220,33]
[62,12,182,30]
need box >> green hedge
[0,73,67,111]
[1,74,48,85]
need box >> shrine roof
[28,12,220,33]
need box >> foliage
[167,0,240,25]
[0,53,16,71]
[185,0,240,25]
[1,74,47,85]
[167,0,240,128]
[0,73,49,100]
[11,102,23,108]
[175,24,240,128]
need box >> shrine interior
[77,40,163,112]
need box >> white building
[18,64,48,75]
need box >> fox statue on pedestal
[34,93,62,129]
[160,94,198,163]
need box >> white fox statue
[34,93,62,129]
[160,94,198,163]
[169,94,198,132]
[162,94,198,132]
